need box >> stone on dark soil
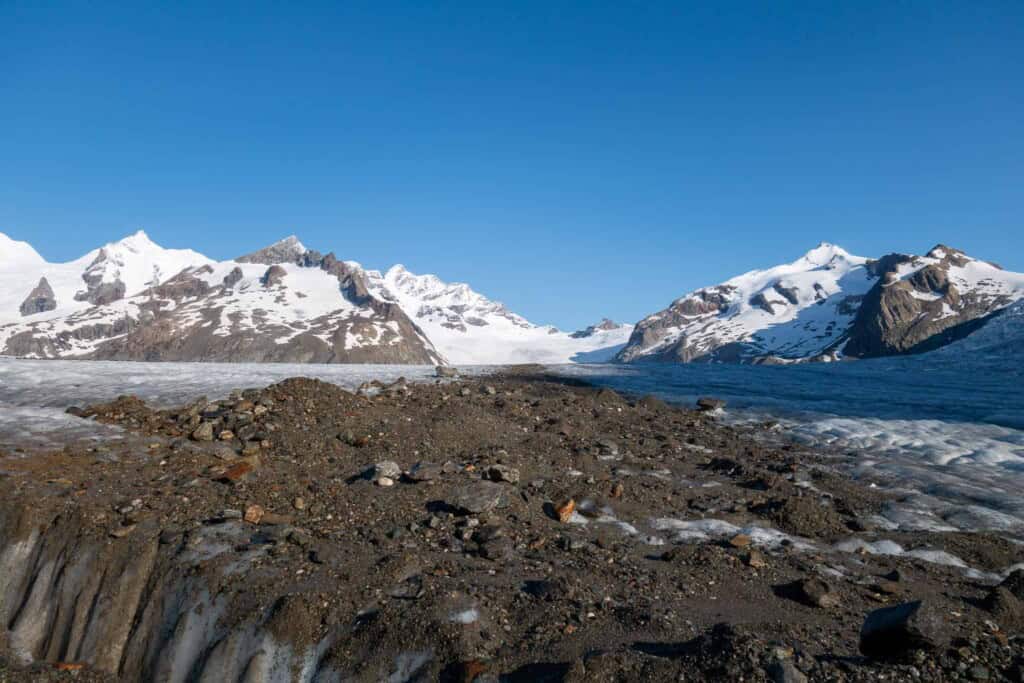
[487,464,520,484]
[794,578,839,608]
[407,461,442,482]
[746,550,767,569]
[217,458,259,484]
[191,422,215,441]
[478,536,514,561]
[697,397,727,411]
[259,511,294,526]
[373,460,402,480]
[1000,569,1024,599]
[769,495,846,538]
[728,533,752,548]
[211,444,238,461]
[766,659,808,683]
[244,504,264,524]
[435,365,459,378]
[984,586,1024,631]
[449,482,505,514]
[555,498,576,523]
[860,601,950,658]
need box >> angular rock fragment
[860,601,949,658]
[697,397,727,411]
[407,462,442,482]
[19,277,57,316]
[449,482,505,515]
[487,464,520,484]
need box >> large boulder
[19,277,57,316]
[859,601,950,658]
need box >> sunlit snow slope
[618,243,1024,364]
[362,264,633,364]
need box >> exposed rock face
[73,248,128,305]
[570,318,624,338]
[1,240,443,365]
[843,246,1017,357]
[618,243,1024,364]
[236,235,309,265]
[222,266,243,288]
[260,265,287,287]
[18,277,57,316]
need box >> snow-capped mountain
[0,231,630,365]
[361,264,633,364]
[617,243,1024,364]
[0,232,442,364]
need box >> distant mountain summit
[0,232,630,364]
[617,243,1024,364]
[361,265,633,364]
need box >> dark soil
[0,370,1021,681]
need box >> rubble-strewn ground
[0,369,1022,681]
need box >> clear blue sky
[2,2,1021,330]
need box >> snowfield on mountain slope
[618,243,876,362]
[0,231,630,364]
[618,242,1024,364]
[0,230,212,325]
[362,264,634,364]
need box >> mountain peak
[800,242,852,265]
[236,235,309,265]
[105,229,159,253]
[926,244,967,260]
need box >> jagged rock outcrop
[843,246,1017,357]
[570,318,624,338]
[1,230,633,365]
[618,243,1024,364]
[236,235,309,265]
[18,277,57,316]
[222,266,244,288]
[1,234,444,364]
[261,265,287,287]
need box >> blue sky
[2,2,1021,330]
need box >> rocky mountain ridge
[0,232,630,364]
[617,243,1024,364]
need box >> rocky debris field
[0,368,1022,681]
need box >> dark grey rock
[19,277,57,316]
[697,397,727,411]
[261,265,287,287]
[191,422,215,441]
[859,601,950,658]
[222,266,244,288]
[766,659,807,683]
[795,578,839,609]
[984,586,1024,631]
[407,462,442,482]
[236,236,308,265]
[487,464,520,484]
[449,482,505,515]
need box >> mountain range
[2,231,1021,365]
[617,243,1024,363]
[0,231,631,365]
